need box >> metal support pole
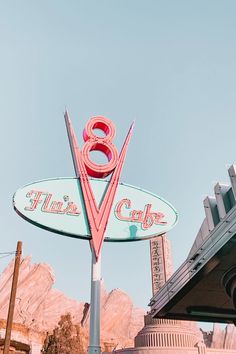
[88,248,101,354]
[3,241,22,354]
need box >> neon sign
[13,113,179,354]
[65,115,134,259]
[114,199,167,230]
[13,115,178,252]
[24,190,80,216]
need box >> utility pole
[3,241,22,354]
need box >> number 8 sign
[82,116,119,178]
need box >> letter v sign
[65,112,134,260]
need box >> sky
[1,1,236,331]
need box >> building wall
[0,320,44,354]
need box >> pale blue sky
[1,1,236,331]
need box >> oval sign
[13,178,178,241]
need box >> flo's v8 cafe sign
[13,114,178,258]
[13,178,177,241]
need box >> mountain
[0,256,145,349]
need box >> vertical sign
[150,234,173,295]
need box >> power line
[0,254,15,260]
[0,251,16,261]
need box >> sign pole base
[88,248,101,354]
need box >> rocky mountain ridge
[0,256,145,348]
